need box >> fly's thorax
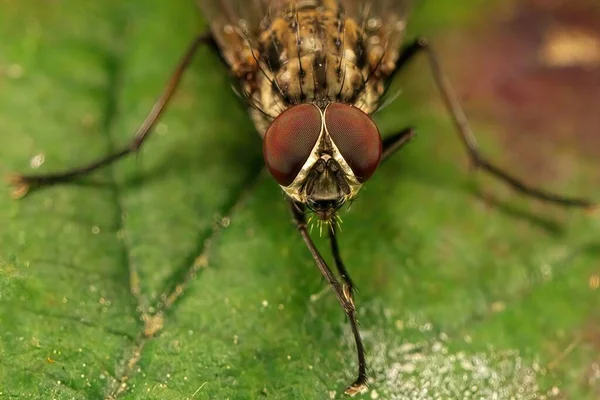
[246,0,393,138]
[253,53,368,135]
[203,0,409,137]
[263,102,382,220]
[278,54,364,105]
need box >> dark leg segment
[382,127,416,162]
[289,200,367,396]
[390,38,596,209]
[9,33,216,198]
[328,223,355,295]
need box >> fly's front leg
[8,33,217,198]
[328,223,356,295]
[389,37,597,209]
[288,200,367,396]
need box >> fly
[9,0,596,396]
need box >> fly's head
[263,103,382,221]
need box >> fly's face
[263,102,382,220]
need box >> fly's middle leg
[389,37,597,209]
[9,33,217,198]
[381,127,416,161]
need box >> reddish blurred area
[442,0,600,176]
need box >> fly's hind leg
[9,33,216,198]
[388,37,596,209]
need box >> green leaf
[1,1,599,399]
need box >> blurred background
[0,1,598,399]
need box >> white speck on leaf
[29,154,44,169]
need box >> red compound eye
[263,104,322,186]
[324,103,381,182]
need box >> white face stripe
[281,103,362,204]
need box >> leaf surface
[0,1,599,399]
